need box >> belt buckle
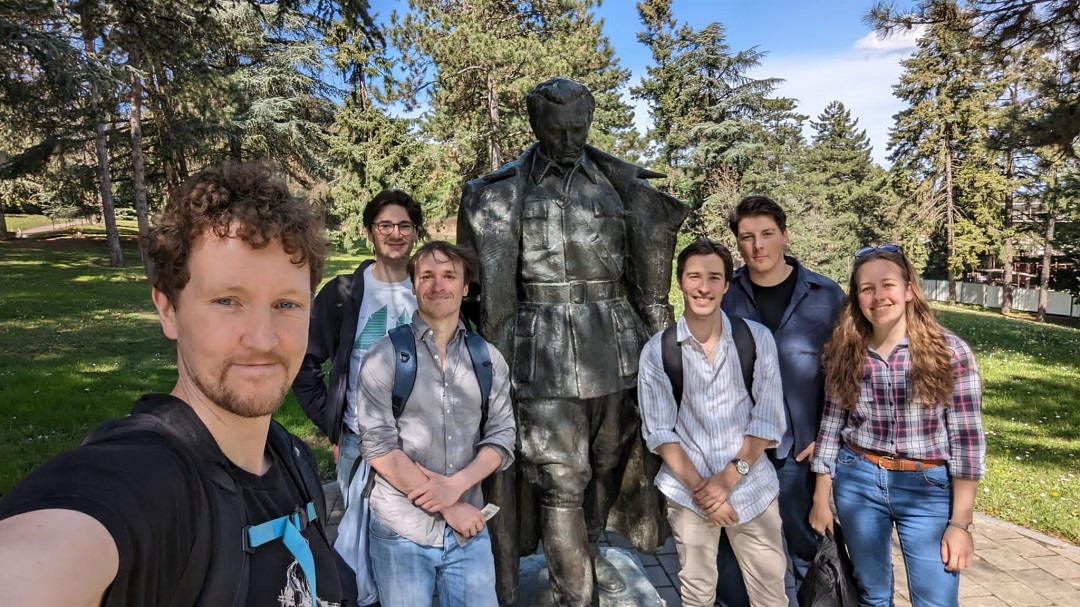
[877,455,895,470]
[570,280,587,304]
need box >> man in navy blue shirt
[717,196,844,607]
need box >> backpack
[661,315,757,411]
[797,523,859,607]
[81,396,327,607]
[356,323,495,491]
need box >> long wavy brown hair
[822,249,955,409]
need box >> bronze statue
[458,78,689,606]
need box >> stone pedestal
[514,547,664,606]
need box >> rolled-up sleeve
[945,336,985,480]
[356,336,400,461]
[637,334,682,452]
[811,394,847,475]
[476,345,516,471]
[745,324,785,445]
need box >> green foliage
[382,0,633,213]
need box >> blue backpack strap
[388,325,418,419]
[728,316,757,405]
[245,502,319,600]
[464,331,494,429]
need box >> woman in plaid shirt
[809,245,985,607]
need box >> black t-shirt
[0,397,342,607]
[750,264,798,333]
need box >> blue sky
[365,0,923,166]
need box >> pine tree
[888,0,1005,302]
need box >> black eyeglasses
[372,221,416,236]
[855,244,902,258]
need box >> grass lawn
[4,214,72,232]
[0,233,368,492]
[1,236,1078,544]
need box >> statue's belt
[521,280,620,304]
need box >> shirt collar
[530,150,598,186]
[675,312,732,349]
[409,310,467,342]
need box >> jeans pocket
[921,466,950,489]
[836,446,858,467]
[368,516,403,541]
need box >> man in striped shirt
[638,239,788,607]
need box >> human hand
[443,502,485,538]
[941,526,974,571]
[408,472,465,513]
[795,441,815,462]
[332,443,340,464]
[706,502,740,527]
[693,473,733,512]
[808,500,834,536]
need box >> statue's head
[526,78,595,167]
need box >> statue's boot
[541,506,593,607]
[588,530,627,594]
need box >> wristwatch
[947,520,975,534]
[730,458,751,476]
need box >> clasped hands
[693,472,740,527]
[407,464,485,538]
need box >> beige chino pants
[666,498,788,607]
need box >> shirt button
[449,464,455,469]
[447,435,452,440]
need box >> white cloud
[853,25,925,53]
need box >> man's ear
[151,288,179,341]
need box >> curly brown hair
[822,249,955,409]
[145,161,328,303]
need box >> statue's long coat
[458,144,689,604]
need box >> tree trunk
[944,143,956,305]
[81,8,124,267]
[1036,212,1055,322]
[0,205,8,240]
[128,37,150,268]
[997,146,1015,313]
[486,72,502,171]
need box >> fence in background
[922,279,1080,318]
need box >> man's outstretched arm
[0,508,118,606]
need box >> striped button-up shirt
[811,333,985,480]
[638,314,786,522]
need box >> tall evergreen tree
[887,0,1005,302]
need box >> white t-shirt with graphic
[342,265,416,434]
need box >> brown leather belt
[848,443,946,471]
[521,280,619,304]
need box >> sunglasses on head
[855,244,902,258]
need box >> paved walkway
[322,483,1080,606]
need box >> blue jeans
[832,445,959,607]
[715,453,818,607]
[336,432,361,505]
[368,515,498,607]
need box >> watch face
[734,459,750,475]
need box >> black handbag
[797,522,860,607]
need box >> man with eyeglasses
[292,190,422,604]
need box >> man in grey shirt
[638,240,788,607]
[357,241,516,607]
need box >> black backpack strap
[661,324,682,418]
[464,331,494,430]
[388,325,418,419]
[83,397,248,607]
[728,315,757,405]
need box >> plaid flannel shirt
[811,333,985,480]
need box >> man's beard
[185,358,290,418]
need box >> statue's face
[534,98,591,167]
